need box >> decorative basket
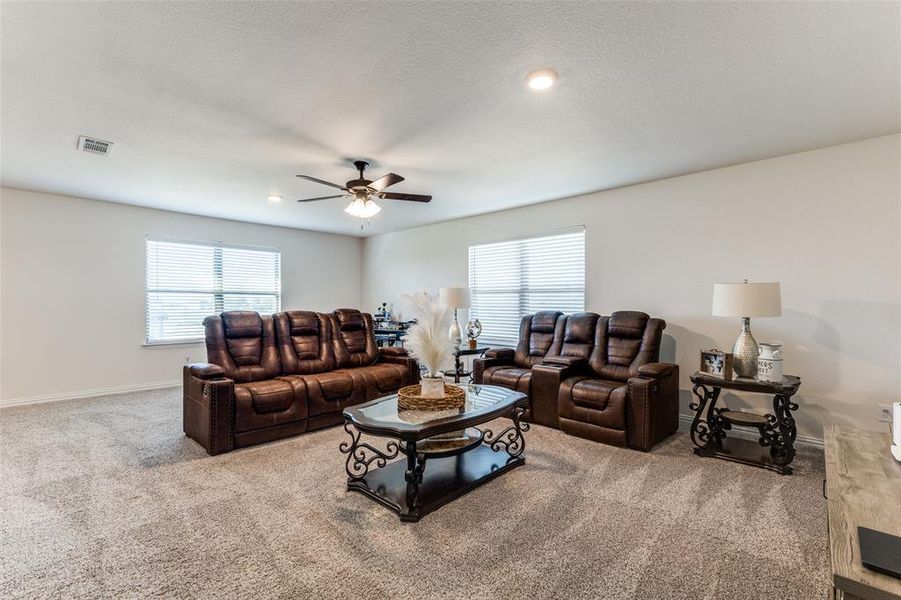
[397,384,466,410]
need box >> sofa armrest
[183,365,234,455]
[530,362,588,428]
[637,362,677,380]
[484,348,515,361]
[627,363,679,452]
[379,346,408,357]
[473,357,511,384]
[378,354,421,385]
[473,348,515,383]
[541,356,588,368]
[187,362,226,380]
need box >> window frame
[143,235,282,346]
[467,226,586,347]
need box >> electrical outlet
[878,404,892,422]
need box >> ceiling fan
[296,160,431,219]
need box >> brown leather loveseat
[183,308,419,455]
[473,311,678,451]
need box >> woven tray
[397,384,466,410]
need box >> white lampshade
[712,282,782,318]
[439,287,471,309]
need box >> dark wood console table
[689,372,801,475]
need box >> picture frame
[699,349,733,380]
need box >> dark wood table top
[690,372,801,394]
[455,346,489,356]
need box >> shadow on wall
[662,320,828,440]
[665,305,901,439]
[660,323,719,415]
[816,300,900,363]
[777,308,841,394]
[660,333,676,364]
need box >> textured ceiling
[2,1,899,237]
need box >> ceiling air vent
[76,135,113,156]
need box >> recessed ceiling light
[267,194,283,203]
[526,68,558,91]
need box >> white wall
[0,188,363,403]
[363,134,901,440]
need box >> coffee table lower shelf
[347,445,524,522]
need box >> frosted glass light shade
[712,282,782,318]
[344,197,381,218]
[439,287,471,309]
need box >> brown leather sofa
[473,311,679,451]
[183,308,419,455]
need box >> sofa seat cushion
[354,363,409,397]
[278,372,355,417]
[234,379,307,433]
[559,377,627,430]
[482,366,532,394]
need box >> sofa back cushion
[330,309,379,368]
[546,312,600,361]
[514,311,564,368]
[203,311,281,383]
[274,311,336,374]
[588,311,665,382]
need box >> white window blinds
[145,237,281,344]
[468,228,585,347]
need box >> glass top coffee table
[340,384,529,522]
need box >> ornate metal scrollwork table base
[689,372,802,475]
[340,388,529,522]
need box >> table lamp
[439,287,470,348]
[712,280,782,378]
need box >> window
[145,237,281,344]
[468,228,585,346]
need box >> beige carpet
[0,388,830,599]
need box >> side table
[689,372,802,475]
[452,347,489,383]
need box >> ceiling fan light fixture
[526,68,558,91]
[345,197,381,219]
[267,194,283,203]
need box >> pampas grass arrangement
[401,291,455,378]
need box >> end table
[689,372,801,475]
[452,347,489,383]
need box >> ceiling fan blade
[296,194,345,202]
[296,175,347,191]
[368,173,404,192]
[379,192,432,203]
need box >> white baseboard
[0,380,181,409]
[677,414,824,449]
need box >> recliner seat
[183,308,419,455]
[473,311,563,419]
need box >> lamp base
[732,317,758,378]
[448,309,462,348]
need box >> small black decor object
[859,526,901,580]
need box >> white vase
[420,375,445,398]
[757,342,783,383]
